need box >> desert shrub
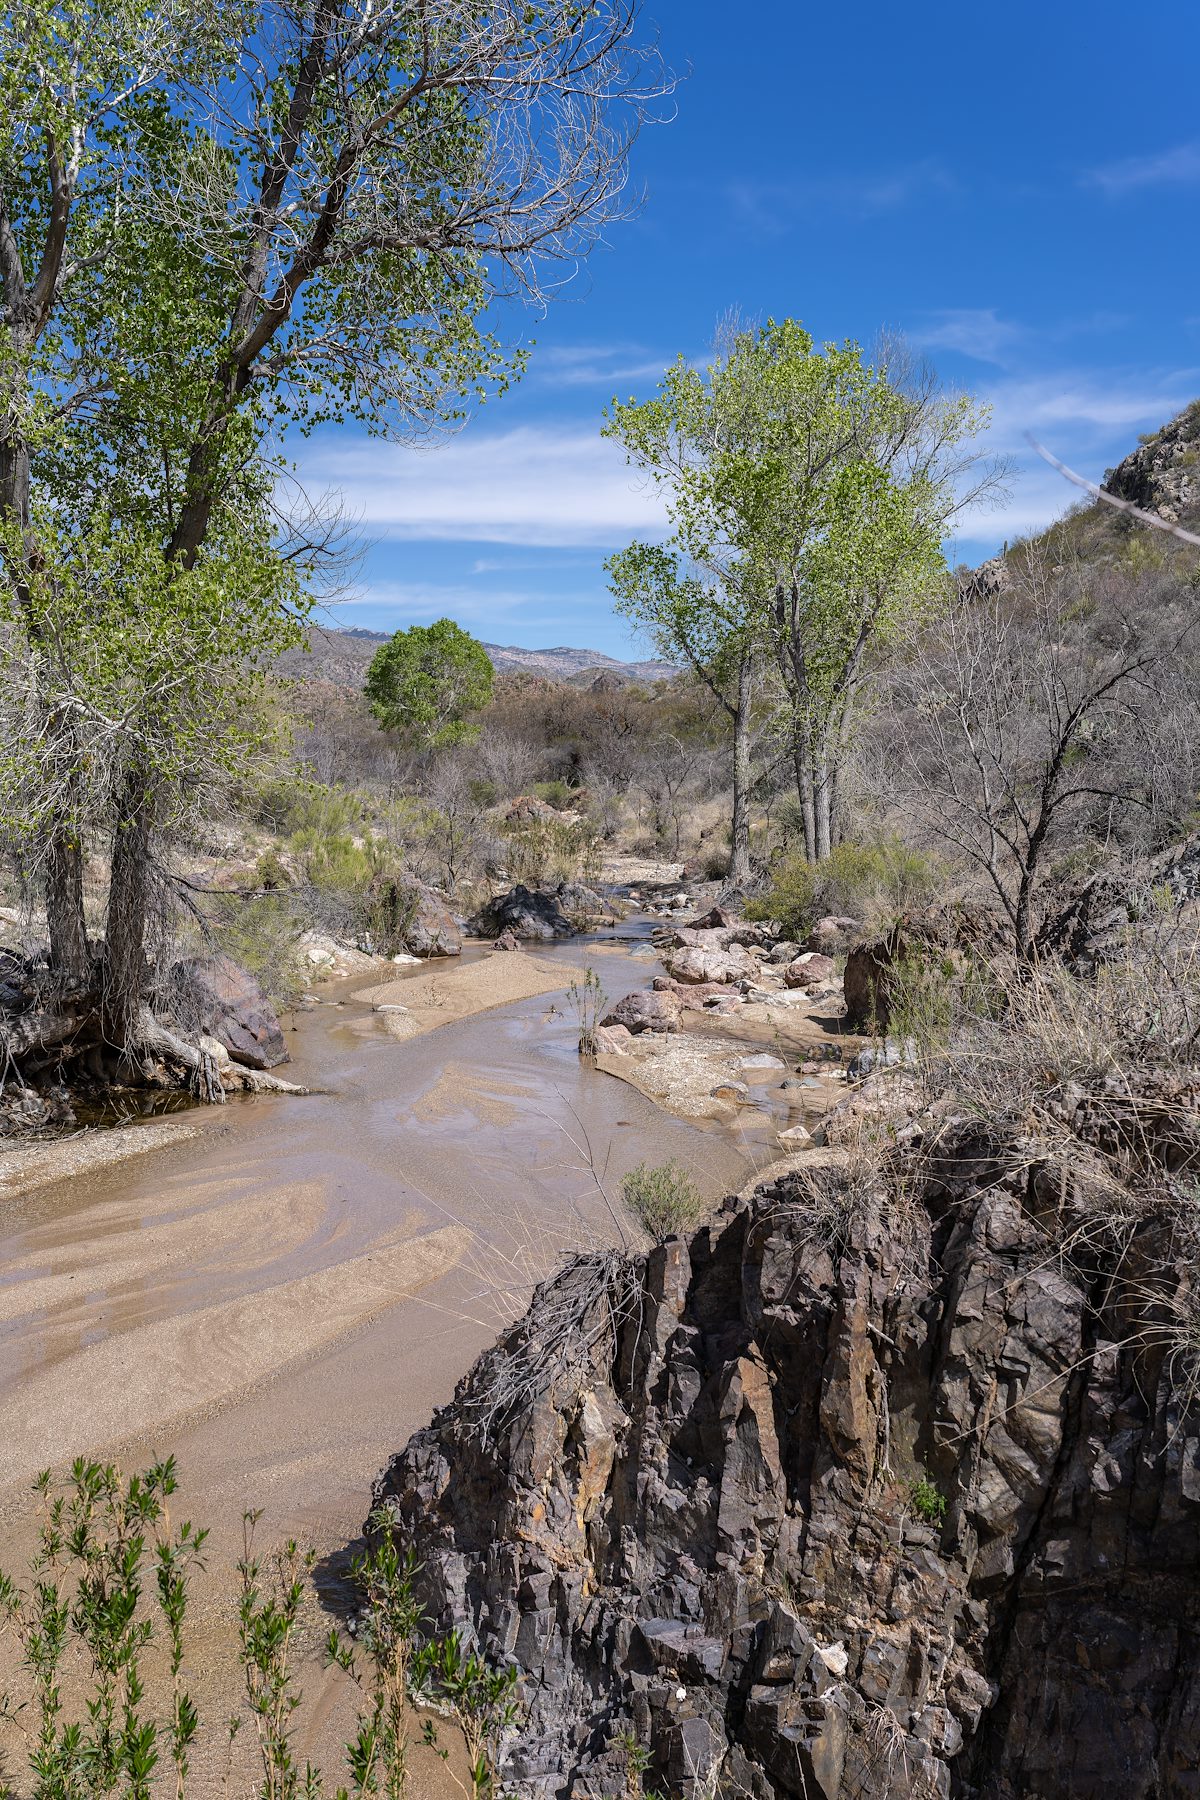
[698,840,731,880]
[248,774,365,839]
[531,778,577,810]
[502,816,597,887]
[748,838,941,939]
[567,967,607,1054]
[621,1159,705,1241]
[947,938,1200,1121]
[746,855,816,938]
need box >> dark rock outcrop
[1106,400,1200,525]
[470,884,576,942]
[374,1108,1200,1800]
[167,953,288,1069]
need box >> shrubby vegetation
[0,1457,517,1800]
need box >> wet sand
[0,933,757,1792]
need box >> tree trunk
[814,741,832,862]
[792,736,818,863]
[728,655,753,888]
[45,825,90,978]
[1,428,92,977]
[102,767,157,1052]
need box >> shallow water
[0,931,762,1525]
[0,927,808,1789]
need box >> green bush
[621,1159,706,1241]
[909,1472,947,1526]
[747,838,941,939]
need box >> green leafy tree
[0,0,663,1073]
[606,322,1002,867]
[365,619,494,749]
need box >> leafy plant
[236,1513,321,1800]
[621,1160,706,1241]
[0,1456,207,1800]
[908,1472,947,1526]
[747,838,940,939]
[422,1631,520,1800]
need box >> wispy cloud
[1086,140,1200,196]
[299,425,669,548]
[533,342,670,389]
[911,308,1025,367]
[950,365,1200,547]
[726,158,957,236]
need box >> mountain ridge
[290,625,678,688]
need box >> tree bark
[102,766,156,1052]
[814,738,832,862]
[44,825,91,977]
[728,653,754,887]
[792,735,818,863]
[0,430,92,977]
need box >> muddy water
[0,931,765,1785]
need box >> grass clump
[621,1159,705,1242]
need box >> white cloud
[911,308,1024,367]
[725,158,957,236]
[1086,141,1200,196]
[951,365,1200,547]
[299,425,669,548]
[326,579,603,637]
[533,343,670,389]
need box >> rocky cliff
[374,1091,1200,1799]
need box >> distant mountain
[288,627,677,689]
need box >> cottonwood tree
[606,541,761,884]
[893,543,1198,957]
[603,322,999,874]
[0,0,664,1076]
[707,322,1001,861]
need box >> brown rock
[600,989,683,1034]
[783,951,838,989]
[168,953,288,1069]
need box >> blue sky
[303,0,1200,659]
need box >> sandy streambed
[0,934,754,1793]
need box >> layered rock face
[374,1122,1200,1799]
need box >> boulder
[168,953,288,1070]
[783,951,838,989]
[651,975,739,1012]
[804,915,862,954]
[600,990,683,1035]
[470,884,575,942]
[662,943,756,986]
[396,880,462,958]
[492,928,521,952]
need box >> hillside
[285,625,678,689]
